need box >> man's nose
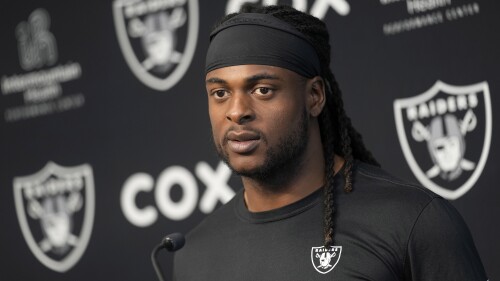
[226,94,255,124]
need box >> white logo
[113,0,199,91]
[226,0,351,19]
[16,8,58,71]
[121,161,235,227]
[311,246,342,274]
[1,8,84,123]
[394,81,492,199]
[380,0,481,36]
[13,162,95,272]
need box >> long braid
[318,97,337,246]
[213,4,379,246]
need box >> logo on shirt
[394,81,492,199]
[112,0,199,91]
[13,162,95,272]
[311,246,342,274]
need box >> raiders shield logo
[311,246,342,274]
[394,81,492,199]
[112,0,199,91]
[13,162,95,272]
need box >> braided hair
[212,4,379,246]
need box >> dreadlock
[212,4,380,247]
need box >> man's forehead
[205,65,296,83]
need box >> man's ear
[307,76,326,117]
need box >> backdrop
[1,0,498,280]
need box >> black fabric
[173,162,487,281]
[205,13,321,78]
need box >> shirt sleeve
[404,198,488,281]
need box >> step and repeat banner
[1,0,498,280]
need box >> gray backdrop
[1,0,498,280]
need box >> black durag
[205,13,321,78]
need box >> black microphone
[151,233,185,281]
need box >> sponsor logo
[1,8,84,122]
[225,0,351,19]
[113,0,199,91]
[380,0,481,36]
[311,246,342,274]
[394,81,492,199]
[121,161,235,227]
[13,162,95,272]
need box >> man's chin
[226,161,262,177]
[217,149,268,178]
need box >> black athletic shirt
[174,162,487,280]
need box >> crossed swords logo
[411,109,476,181]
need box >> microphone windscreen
[163,232,185,251]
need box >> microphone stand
[151,243,167,281]
[151,233,185,281]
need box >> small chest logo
[311,246,342,274]
[112,0,199,91]
[13,162,95,272]
[394,81,492,199]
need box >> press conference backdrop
[1,0,498,280]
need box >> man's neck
[242,154,345,212]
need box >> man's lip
[225,130,261,154]
[227,139,260,154]
[226,131,260,142]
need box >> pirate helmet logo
[394,81,492,199]
[311,246,342,274]
[13,162,95,272]
[112,0,199,91]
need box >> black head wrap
[205,13,321,78]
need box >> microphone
[162,232,185,251]
[151,233,185,281]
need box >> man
[174,4,487,280]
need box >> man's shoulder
[345,161,443,221]
[184,188,241,243]
[174,190,241,279]
[353,161,439,201]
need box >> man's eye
[255,87,271,95]
[213,90,227,98]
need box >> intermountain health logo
[311,246,342,274]
[394,81,492,199]
[113,0,199,91]
[1,8,84,122]
[13,162,95,272]
[380,1,481,36]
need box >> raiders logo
[13,162,95,272]
[394,81,492,199]
[311,246,342,274]
[113,0,199,91]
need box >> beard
[214,109,310,188]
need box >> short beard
[215,109,309,190]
